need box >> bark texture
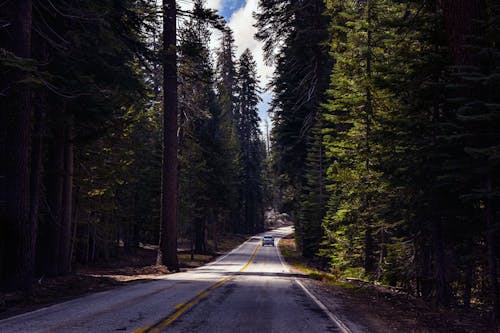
[440,0,486,65]
[3,0,35,292]
[157,0,179,271]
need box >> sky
[179,0,274,132]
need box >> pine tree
[235,49,265,233]
[1,0,154,286]
[440,0,500,317]
[255,0,333,251]
[298,115,327,258]
[177,0,214,254]
[322,0,451,288]
[1,0,34,292]
[215,27,242,234]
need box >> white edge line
[276,235,353,333]
[295,279,352,333]
[275,237,291,273]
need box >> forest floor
[279,236,494,333]
[0,233,249,320]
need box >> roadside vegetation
[0,233,249,319]
[1,0,264,294]
[280,236,492,333]
[257,0,500,328]
[1,0,499,330]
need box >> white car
[262,235,275,247]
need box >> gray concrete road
[0,226,351,333]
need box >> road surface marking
[276,238,352,333]
[133,243,262,333]
[295,280,352,333]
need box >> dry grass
[279,238,338,284]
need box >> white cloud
[206,0,223,10]
[176,0,275,124]
[228,0,274,90]
[177,0,192,12]
[177,0,275,90]
[178,0,223,14]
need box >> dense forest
[1,0,500,325]
[1,0,264,291]
[257,0,500,322]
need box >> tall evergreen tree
[1,0,154,288]
[1,0,34,292]
[320,0,500,314]
[255,0,333,254]
[177,0,219,253]
[235,49,265,233]
[158,0,179,270]
[215,27,242,234]
[299,115,327,258]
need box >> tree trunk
[440,0,486,66]
[424,0,451,307]
[441,0,490,310]
[59,121,74,275]
[486,173,499,321]
[415,234,433,299]
[44,115,65,276]
[69,185,79,272]
[27,91,45,284]
[463,258,473,308]
[157,0,179,271]
[194,218,206,254]
[432,218,451,305]
[212,209,218,253]
[363,0,375,276]
[3,0,34,292]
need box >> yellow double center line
[133,243,262,333]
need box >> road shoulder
[279,236,491,333]
[0,233,250,320]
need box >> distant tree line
[256,0,500,321]
[0,0,265,293]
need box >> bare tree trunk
[194,218,206,254]
[3,0,34,292]
[463,257,473,308]
[486,173,499,321]
[157,0,179,271]
[69,185,79,272]
[28,91,45,283]
[59,121,74,274]
[45,114,65,276]
[430,73,450,305]
[440,0,486,66]
[440,0,489,310]
[212,209,218,253]
[432,218,450,305]
[90,223,96,262]
[363,0,375,276]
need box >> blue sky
[217,0,273,132]
[180,0,274,133]
[257,92,272,130]
[219,0,246,20]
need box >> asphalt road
[0,226,350,333]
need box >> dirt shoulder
[279,237,493,333]
[0,233,249,320]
